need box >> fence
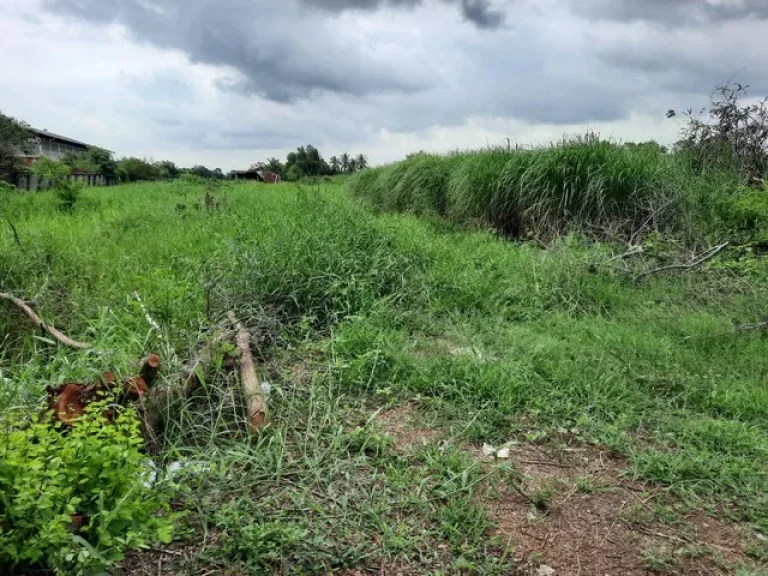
[16,173,115,192]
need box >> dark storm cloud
[572,0,768,24]
[300,0,505,28]
[43,0,440,103]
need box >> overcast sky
[1,0,766,170]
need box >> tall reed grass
[348,136,678,238]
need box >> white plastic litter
[260,381,272,397]
[482,443,512,458]
[537,565,555,576]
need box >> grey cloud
[571,0,768,24]
[458,0,504,29]
[299,0,505,28]
[43,0,438,103]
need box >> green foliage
[253,147,367,180]
[718,186,768,232]
[0,401,174,575]
[116,157,160,182]
[0,111,31,184]
[32,158,82,211]
[348,135,677,239]
[62,148,117,176]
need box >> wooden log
[228,312,268,433]
[0,292,92,350]
[139,354,161,386]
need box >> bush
[675,83,768,186]
[0,400,175,575]
[348,136,675,239]
[31,158,83,211]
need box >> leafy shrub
[726,187,768,231]
[0,180,17,193]
[0,400,175,575]
[31,158,82,211]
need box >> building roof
[28,127,112,152]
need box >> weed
[641,544,683,573]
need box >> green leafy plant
[31,157,83,211]
[0,399,175,575]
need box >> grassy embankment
[2,140,768,574]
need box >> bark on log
[139,354,161,386]
[228,312,268,433]
[0,292,92,350]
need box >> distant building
[19,127,110,165]
[233,169,281,183]
[14,127,115,191]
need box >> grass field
[2,175,768,575]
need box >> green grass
[349,136,682,238]
[2,178,768,573]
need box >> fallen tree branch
[734,320,768,332]
[0,292,92,349]
[634,242,729,282]
[609,244,644,262]
[228,312,268,433]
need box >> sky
[1,0,767,170]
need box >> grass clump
[349,135,678,239]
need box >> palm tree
[340,153,350,174]
[355,154,368,171]
[329,156,340,174]
[348,158,358,173]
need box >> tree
[340,153,350,174]
[155,160,179,180]
[265,157,284,177]
[348,157,357,173]
[329,156,340,175]
[62,147,117,176]
[117,157,159,182]
[89,148,117,176]
[189,165,213,179]
[674,82,768,185]
[284,144,330,180]
[0,111,32,184]
[355,154,368,171]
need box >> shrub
[348,136,675,239]
[675,82,768,186]
[31,158,82,211]
[0,400,175,575]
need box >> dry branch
[734,320,768,332]
[228,312,268,433]
[0,292,92,349]
[634,242,729,282]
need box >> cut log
[139,354,161,386]
[51,383,89,425]
[228,312,268,433]
[0,292,92,350]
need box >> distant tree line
[252,146,368,181]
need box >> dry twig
[0,292,92,349]
[634,242,729,282]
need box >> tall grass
[348,136,679,238]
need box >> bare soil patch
[376,403,443,450]
[474,440,756,576]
